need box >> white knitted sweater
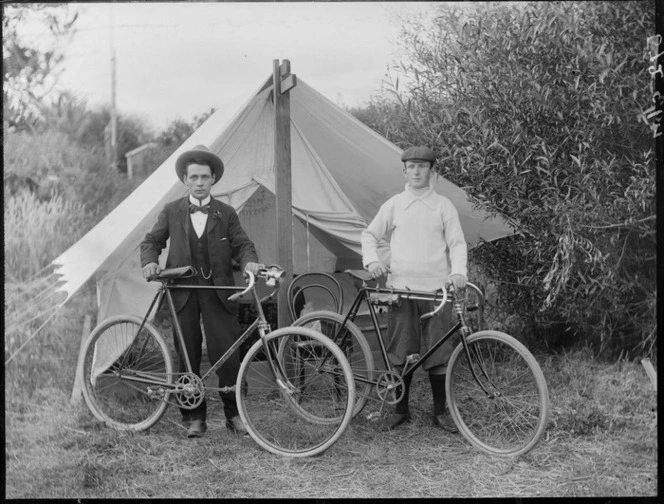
[361,184,467,291]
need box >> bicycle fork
[451,293,501,399]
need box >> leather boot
[187,419,207,438]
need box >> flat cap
[401,146,436,163]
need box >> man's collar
[402,183,436,209]
[189,195,211,206]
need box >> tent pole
[273,59,297,327]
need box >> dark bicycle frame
[116,270,288,400]
[321,273,497,398]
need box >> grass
[3,191,87,284]
[4,337,658,498]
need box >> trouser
[388,299,455,415]
[385,299,455,373]
[173,289,242,422]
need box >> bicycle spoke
[82,316,173,431]
[238,327,355,457]
[447,331,549,456]
[291,311,374,419]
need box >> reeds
[4,190,95,404]
[4,191,86,282]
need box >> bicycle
[79,264,356,458]
[290,269,550,457]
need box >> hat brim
[175,149,224,184]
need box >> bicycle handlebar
[227,265,286,302]
[420,284,449,320]
[228,271,256,302]
[419,282,481,321]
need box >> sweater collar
[402,183,436,210]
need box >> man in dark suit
[140,144,263,438]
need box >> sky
[32,2,446,131]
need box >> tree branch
[577,215,655,230]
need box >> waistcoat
[188,217,213,285]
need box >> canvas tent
[52,75,513,325]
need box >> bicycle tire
[290,310,374,418]
[236,326,355,457]
[81,314,174,432]
[446,330,549,457]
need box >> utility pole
[272,59,297,328]
[109,4,118,171]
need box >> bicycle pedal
[406,353,421,364]
[366,411,382,422]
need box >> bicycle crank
[375,371,405,405]
[174,373,205,410]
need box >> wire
[5,301,67,365]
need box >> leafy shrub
[361,1,656,358]
[4,130,136,222]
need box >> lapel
[206,198,223,237]
[176,197,191,255]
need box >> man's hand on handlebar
[244,262,265,277]
[367,261,390,280]
[142,262,161,280]
[448,274,467,291]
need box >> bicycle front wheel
[291,310,374,418]
[237,326,355,457]
[81,315,174,432]
[446,330,549,457]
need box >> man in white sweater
[361,145,467,432]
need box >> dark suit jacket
[140,196,259,314]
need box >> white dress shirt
[189,195,211,238]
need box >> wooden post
[70,314,92,404]
[641,358,657,392]
[273,59,297,328]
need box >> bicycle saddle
[153,266,197,280]
[344,269,373,282]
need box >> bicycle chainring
[375,371,405,405]
[175,373,205,410]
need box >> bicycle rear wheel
[81,315,173,431]
[237,326,355,457]
[291,310,374,418]
[446,330,549,457]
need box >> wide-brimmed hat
[401,145,436,163]
[175,144,224,184]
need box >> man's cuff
[362,256,380,269]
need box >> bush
[368,1,656,358]
[4,130,136,222]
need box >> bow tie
[189,203,210,214]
